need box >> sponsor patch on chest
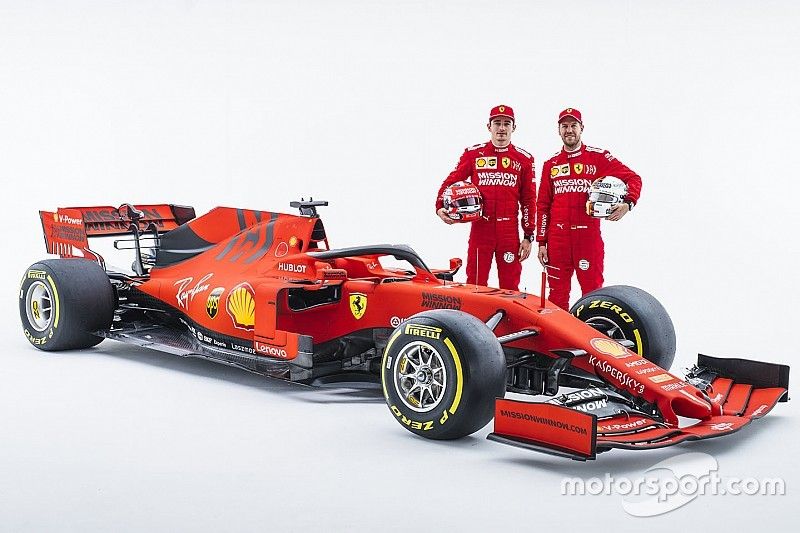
[475,157,497,169]
[477,172,518,187]
[553,178,593,194]
[550,163,570,177]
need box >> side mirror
[317,268,347,282]
[310,262,347,289]
[431,258,463,282]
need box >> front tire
[19,259,115,351]
[570,285,676,370]
[381,310,506,440]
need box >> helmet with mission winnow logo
[442,181,482,222]
[586,176,627,218]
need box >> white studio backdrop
[1,1,798,531]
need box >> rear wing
[39,204,195,261]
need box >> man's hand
[537,244,548,267]
[436,208,455,225]
[518,239,532,261]
[607,203,630,221]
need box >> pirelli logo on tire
[404,323,442,340]
[27,270,47,280]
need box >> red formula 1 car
[19,201,790,460]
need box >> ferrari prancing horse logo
[574,163,583,174]
[501,157,511,169]
[350,293,367,320]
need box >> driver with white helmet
[536,108,642,310]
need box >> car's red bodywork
[33,202,790,460]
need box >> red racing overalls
[537,145,642,309]
[436,142,536,290]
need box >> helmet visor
[453,197,480,207]
[588,191,619,203]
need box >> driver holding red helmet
[435,105,537,290]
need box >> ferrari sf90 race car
[19,201,790,460]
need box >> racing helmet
[586,176,628,218]
[442,181,482,222]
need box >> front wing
[488,354,789,460]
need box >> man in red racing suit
[436,105,536,290]
[537,108,642,309]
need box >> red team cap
[558,107,583,124]
[489,105,515,121]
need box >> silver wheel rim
[585,316,627,341]
[26,280,54,332]
[392,340,447,413]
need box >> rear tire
[570,285,676,370]
[381,309,506,440]
[19,259,115,351]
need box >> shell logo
[226,282,255,330]
[289,236,298,247]
[590,337,628,358]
